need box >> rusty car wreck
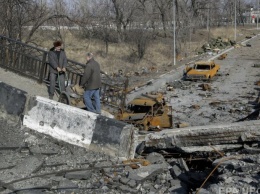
[184,60,220,81]
[116,92,173,131]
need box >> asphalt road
[167,35,260,127]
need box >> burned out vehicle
[116,93,173,131]
[184,60,220,81]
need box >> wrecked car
[184,60,220,81]
[116,93,173,131]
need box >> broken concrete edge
[0,81,27,119]
[0,82,138,159]
[23,96,97,146]
[178,144,243,153]
[88,124,139,159]
[23,96,138,159]
[141,121,260,152]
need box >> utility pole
[234,0,237,41]
[207,3,211,42]
[207,5,210,31]
[189,19,192,49]
[257,0,259,30]
[173,0,176,66]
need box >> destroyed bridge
[0,35,260,193]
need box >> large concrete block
[91,115,138,158]
[23,96,138,159]
[143,120,260,152]
[0,82,27,116]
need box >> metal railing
[0,35,47,82]
[0,35,128,109]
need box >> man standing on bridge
[80,52,102,114]
[48,40,68,100]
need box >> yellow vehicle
[116,93,173,131]
[184,60,220,81]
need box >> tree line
[0,0,256,59]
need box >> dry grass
[210,26,236,39]
[210,25,259,42]
[31,25,258,75]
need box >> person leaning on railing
[48,40,68,100]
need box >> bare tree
[0,0,73,43]
[47,0,70,44]
[68,0,93,39]
[0,0,30,39]
[0,0,253,62]
[153,0,172,38]
[111,0,139,42]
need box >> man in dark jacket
[48,40,68,99]
[80,53,102,114]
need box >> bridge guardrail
[0,35,128,109]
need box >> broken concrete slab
[23,96,138,159]
[119,185,138,193]
[169,179,189,194]
[146,152,165,164]
[179,144,243,153]
[0,156,44,183]
[142,120,260,152]
[171,165,182,177]
[58,179,78,189]
[127,179,137,188]
[27,137,61,155]
[65,170,92,180]
[127,163,169,182]
[119,177,131,185]
[11,177,51,191]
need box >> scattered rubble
[198,153,260,194]
[218,53,227,60]
[198,83,211,91]
[200,37,234,54]
[177,122,189,128]
[0,120,222,194]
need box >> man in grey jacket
[80,53,102,114]
[48,41,68,99]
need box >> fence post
[121,77,129,110]
[39,52,47,83]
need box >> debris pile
[0,120,214,194]
[200,37,235,54]
[197,152,260,194]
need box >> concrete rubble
[1,114,260,193]
[0,120,204,194]
[141,120,260,153]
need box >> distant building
[243,9,260,23]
